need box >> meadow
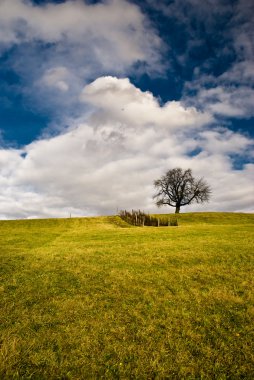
[0,212,253,379]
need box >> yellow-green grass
[0,213,253,379]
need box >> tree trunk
[175,205,180,213]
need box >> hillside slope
[0,213,254,379]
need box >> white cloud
[149,0,254,121]
[0,0,164,135]
[192,85,254,118]
[219,61,254,86]
[81,76,212,129]
[0,0,162,72]
[0,76,253,219]
[198,129,253,155]
[41,67,70,92]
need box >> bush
[169,216,178,226]
[119,210,177,227]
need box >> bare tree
[153,168,211,213]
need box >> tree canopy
[153,168,211,213]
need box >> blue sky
[0,0,253,219]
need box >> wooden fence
[119,210,178,227]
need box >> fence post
[157,218,160,227]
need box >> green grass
[0,213,254,379]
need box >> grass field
[0,212,254,379]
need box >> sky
[0,0,253,219]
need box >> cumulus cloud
[0,76,253,219]
[81,76,212,129]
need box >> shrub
[169,216,178,226]
[119,210,177,227]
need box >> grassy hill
[0,213,254,379]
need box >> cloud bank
[0,76,253,219]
